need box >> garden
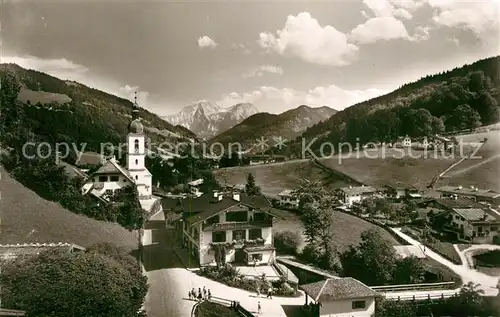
[194,301,240,317]
[198,264,298,297]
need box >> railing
[372,281,456,293]
[193,296,256,317]
[384,291,458,302]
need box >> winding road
[391,228,500,296]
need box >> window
[212,231,226,243]
[92,178,96,182]
[98,176,108,182]
[110,175,119,182]
[253,212,267,222]
[232,230,246,241]
[135,175,138,180]
[249,229,262,240]
[352,300,366,309]
[134,139,139,153]
[104,189,113,197]
[251,253,262,261]
[225,211,248,222]
[135,159,139,165]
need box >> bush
[274,231,302,255]
[1,249,147,317]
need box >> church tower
[127,92,152,198]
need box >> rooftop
[452,208,498,222]
[431,198,486,209]
[340,185,377,196]
[393,245,426,259]
[0,309,26,317]
[278,189,295,197]
[437,185,500,199]
[181,193,274,226]
[301,277,379,302]
[0,243,85,262]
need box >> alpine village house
[178,191,283,266]
[81,93,161,214]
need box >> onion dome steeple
[128,91,144,134]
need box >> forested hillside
[0,63,196,152]
[288,56,500,155]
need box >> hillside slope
[0,63,197,152]
[0,167,138,251]
[210,105,336,151]
[290,56,500,156]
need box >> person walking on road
[207,289,212,300]
[203,286,207,299]
[266,287,273,299]
[256,286,260,297]
[257,301,262,315]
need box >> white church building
[81,94,161,213]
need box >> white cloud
[231,43,251,54]
[217,85,388,114]
[427,0,499,36]
[242,65,284,78]
[362,0,414,20]
[2,54,158,110]
[119,85,150,107]
[2,55,89,80]
[257,12,358,66]
[350,17,411,44]
[197,36,218,49]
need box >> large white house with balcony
[277,189,299,210]
[81,94,159,213]
[179,191,283,266]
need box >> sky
[2,0,499,116]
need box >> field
[214,160,352,196]
[437,130,500,191]
[18,87,72,105]
[273,210,401,252]
[318,147,458,190]
[0,167,138,252]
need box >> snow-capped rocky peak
[163,101,259,138]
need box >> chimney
[233,193,240,202]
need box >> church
[81,94,161,213]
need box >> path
[457,244,500,270]
[142,211,306,317]
[391,228,500,296]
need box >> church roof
[129,118,144,134]
[89,158,134,183]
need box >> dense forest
[286,56,500,156]
[0,63,197,153]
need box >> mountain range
[163,101,259,139]
[209,105,337,152]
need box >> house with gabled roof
[339,185,378,207]
[300,277,379,317]
[179,190,284,266]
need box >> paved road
[142,211,306,317]
[391,228,500,296]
